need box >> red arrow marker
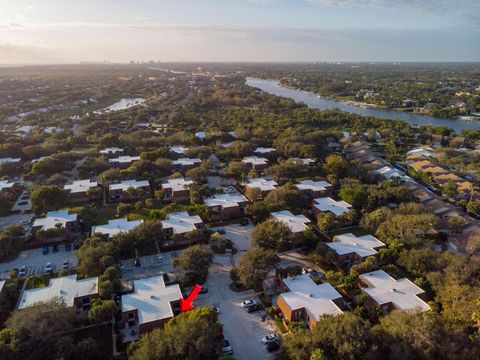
[180,284,202,312]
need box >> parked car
[62,260,69,270]
[64,243,72,251]
[45,262,53,273]
[20,220,30,225]
[215,228,226,234]
[247,303,263,313]
[53,244,59,253]
[221,340,233,356]
[241,299,257,308]
[199,286,208,294]
[266,340,280,352]
[261,333,279,343]
[239,218,249,226]
[19,265,27,277]
[157,255,164,263]
[42,246,49,255]
[133,258,141,267]
[212,306,220,313]
[171,252,178,259]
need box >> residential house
[327,233,386,268]
[108,180,150,202]
[242,156,269,171]
[0,157,21,166]
[271,210,311,234]
[406,147,435,159]
[373,166,412,183]
[99,147,123,155]
[290,158,315,166]
[161,178,194,202]
[64,179,99,204]
[91,218,143,238]
[359,270,430,314]
[32,210,78,243]
[18,275,98,311]
[161,212,205,246]
[254,147,276,156]
[108,155,141,169]
[172,158,201,171]
[243,177,278,200]
[169,146,188,155]
[204,193,249,220]
[295,180,332,199]
[312,197,352,217]
[0,179,15,193]
[121,275,181,339]
[276,274,345,329]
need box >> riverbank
[246,77,480,133]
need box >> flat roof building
[64,179,98,194]
[161,211,203,235]
[271,210,311,233]
[92,218,143,238]
[313,197,352,217]
[32,210,78,231]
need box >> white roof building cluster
[121,276,182,325]
[328,233,385,258]
[204,193,248,209]
[271,210,311,233]
[161,212,203,235]
[242,156,268,167]
[313,197,352,216]
[108,155,141,164]
[64,179,98,194]
[169,145,188,154]
[359,270,430,312]
[109,180,150,192]
[18,275,98,310]
[295,180,332,193]
[243,177,278,192]
[280,274,344,320]
[33,210,77,231]
[92,218,143,238]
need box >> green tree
[234,248,280,288]
[31,185,70,215]
[87,299,117,323]
[252,219,293,251]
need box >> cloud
[307,0,480,12]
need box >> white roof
[91,218,143,238]
[244,177,278,192]
[0,280,5,293]
[0,157,21,165]
[109,180,150,191]
[242,156,268,166]
[295,180,332,192]
[18,275,98,309]
[162,178,194,192]
[170,145,188,154]
[44,126,61,133]
[108,155,141,164]
[280,274,343,321]
[64,179,97,194]
[31,156,48,163]
[16,125,36,133]
[359,270,430,312]
[195,131,207,139]
[172,158,201,166]
[374,166,412,182]
[205,193,248,209]
[271,210,311,233]
[254,147,276,154]
[100,147,123,154]
[121,276,182,324]
[407,148,435,158]
[328,233,385,257]
[161,211,203,235]
[313,197,352,216]
[0,180,14,191]
[290,158,315,165]
[33,210,77,231]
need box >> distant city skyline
[0,0,479,64]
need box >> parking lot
[199,257,277,360]
[0,244,78,279]
[219,223,254,252]
[120,250,179,282]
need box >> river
[246,77,480,132]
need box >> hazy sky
[0,0,479,64]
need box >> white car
[261,333,279,343]
[241,299,257,308]
[222,340,233,355]
[62,260,69,270]
[45,262,53,273]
